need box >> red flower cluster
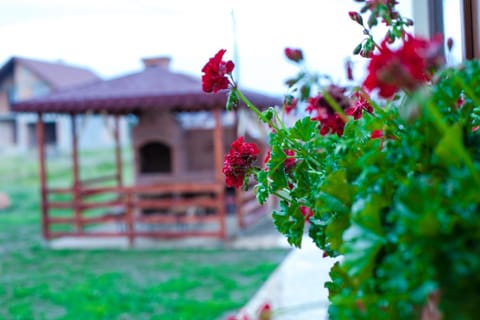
[346,92,374,120]
[363,34,443,98]
[284,48,303,63]
[306,85,351,136]
[223,136,259,188]
[201,49,235,93]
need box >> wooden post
[213,109,226,239]
[71,114,82,232]
[126,190,134,247]
[114,115,123,188]
[233,109,245,228]
[36,113,50,240]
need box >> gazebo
[13,57,280,246]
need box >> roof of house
[0,56,100,91]
[12,65,281,114]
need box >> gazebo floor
[46,214,289,250]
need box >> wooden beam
[213,109,227,239]
[36,113,50,239]
[233,109,245,228]
[114,115,123,188]
[126,192,135,247]
[462,0,480,60]
[71,114,82,232]
[213,109,224,183]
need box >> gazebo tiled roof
[12,64,280,114]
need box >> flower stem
[235,88,267,122]
[272,189,292,203]
[322,90,347,121]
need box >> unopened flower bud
[353,43,362,55]
[404,18,414,26]
[348,11,363,25]
[384,31,395,44]
[284,48,304,63]
[367,14,378,28]
[226,90,239,111]
[345,59,354,81]
[447,37,454,52]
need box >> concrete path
[235,237,338,320]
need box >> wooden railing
[44,182,226,245]
[235,179,270,228]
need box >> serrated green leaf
[290,161,311,198]
[268,145,288,191]
[290,117,318,142]
[325,262,352,299]
[254,169,269,205]
[325,212,350,252]
[320,170,353,206]
[272,200,305,248]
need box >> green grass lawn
[0,149,288,320]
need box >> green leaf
[315,192,349,215]
[290,117,318,142]
[434,124,463,166]
[272,200,305,248]
[320,170,353,206]
[342,222,384,282]
[267,144,288,191]
[325,261,352,299]
[350,194,387,234]
[254,169,269,205]
[290,161,311,199]
[325,212,350,252]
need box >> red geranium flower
[223,136,259,188]
[284,48,303,63]
[201,49,235,93]
[306,85,351,136]
[346,92,373,120]
[363,34,443,98]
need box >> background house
[0,56,129,153]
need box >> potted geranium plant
[202,0,480,319]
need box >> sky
[0,0,416,96]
